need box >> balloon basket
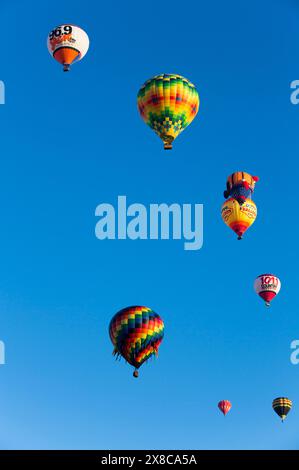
[164,143,172,150]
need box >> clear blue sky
[0,0,298,450]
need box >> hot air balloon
[47,24,89,72]
[109,306,164,378]
[221,198,257,240]
[218,400,232,416]
[137,74,199,150]
[272,397,292,422]
[223,172,259,205]
[254,274,281,307]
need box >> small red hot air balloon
[218,400,232,416]
[254,274,281,307]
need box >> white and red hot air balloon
[47,24,89,72]
[254,274,281,307]
[218,400,232,416]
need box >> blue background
[0,0,298,450]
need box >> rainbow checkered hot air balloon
[137,74,199,150]
[109,306,165,378]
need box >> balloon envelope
[109,306,164,376]
[137,74,199,149]
[218,400,232,416]
[47,24,89,71]
[254,274,281,306]
[272,397,292,421]
[221,198,257,239]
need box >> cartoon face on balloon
[223,172,259,205]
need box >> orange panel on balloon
[54,47,80,65]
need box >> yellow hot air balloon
[137,74,199,149]
[221,198,257,239]
[47,24,89,72]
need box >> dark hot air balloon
[272,397,292,422]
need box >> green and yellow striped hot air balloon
[137,74,200,150]
[272,397,292,422]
